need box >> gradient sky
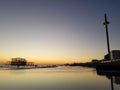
[0,0,120,64]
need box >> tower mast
[103,14,111,61]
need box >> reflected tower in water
[96,70,120,90]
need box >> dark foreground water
[0,66,120,90]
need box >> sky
[0,0,120,64]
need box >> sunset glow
[0,0,120,64]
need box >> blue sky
[0,0,120,64]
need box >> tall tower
[103,14,111,61]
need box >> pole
[103,14,111,61]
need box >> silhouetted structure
[104,54,110,61]
[104,50,120,61]
[96,14,120,71]
[104,14,111,61]
[11,57,27,68]
[111,50,120,61]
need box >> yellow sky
[0,0,120,64]
[0,50,103,64]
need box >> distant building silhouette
[111,50,120,61]
[104,50,120,61]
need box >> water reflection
[0,66,120,90]
[97,71,120,90]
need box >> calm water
[0,66,120,90]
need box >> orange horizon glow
[0,46,104,65]
[0,56,102,65]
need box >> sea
[0,66,120,90]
